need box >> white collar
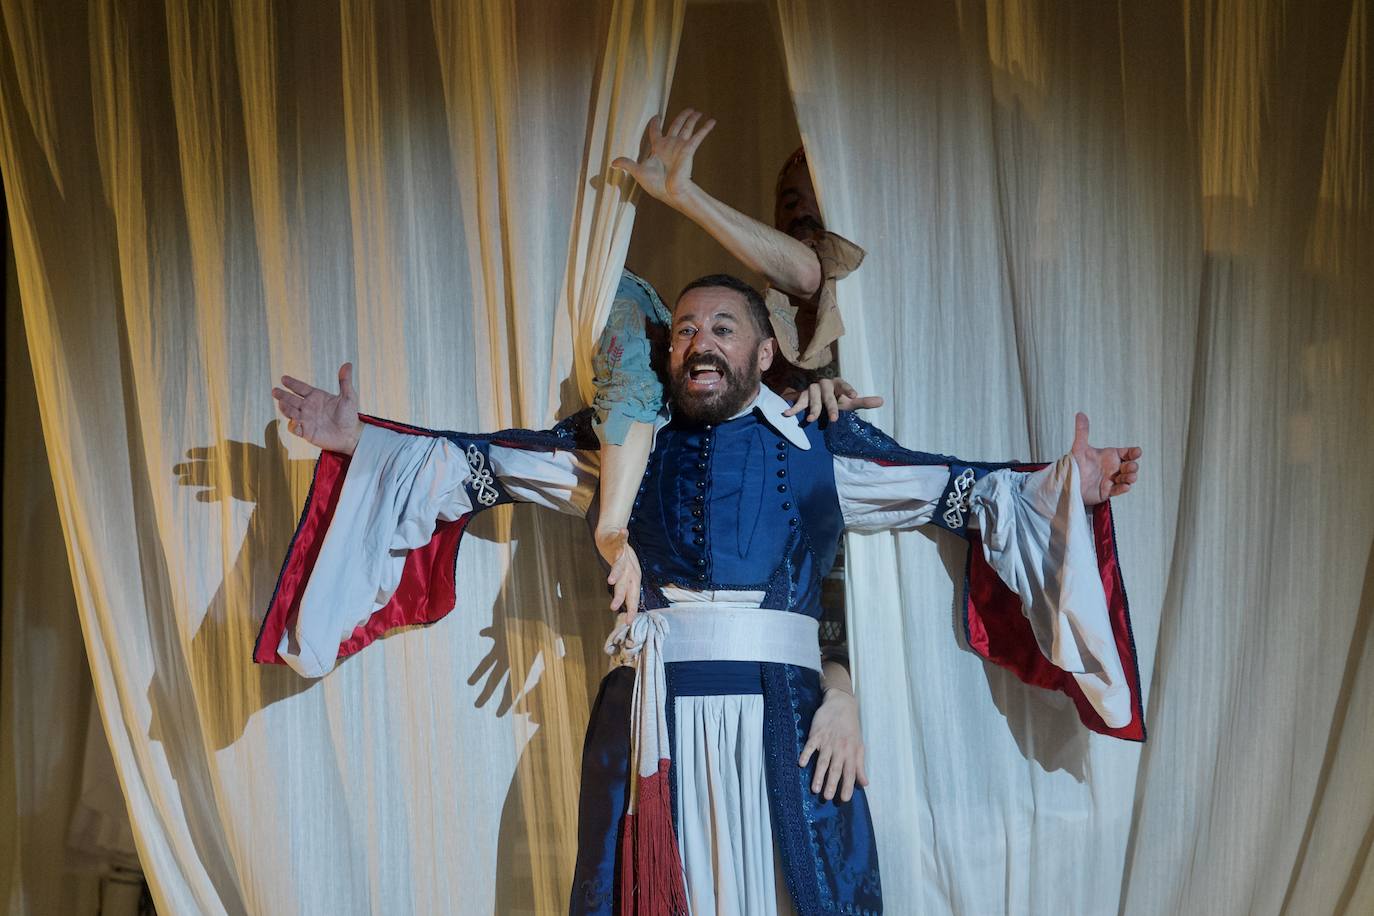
[656,385,811,450]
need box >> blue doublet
[570,406,883,916]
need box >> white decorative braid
[463,443,500,507]
[942,467,978,530]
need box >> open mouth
[687,365,724,390]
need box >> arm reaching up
[613,110,822,298]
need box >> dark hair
[677,274,772,340]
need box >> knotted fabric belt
[601,605,821,914]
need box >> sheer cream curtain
[0,1,681,913]
[775,0,1372,914]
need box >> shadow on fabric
[169,421,315,751]
[933,532,1091,780]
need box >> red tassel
[618,759,687,915]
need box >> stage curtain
[0,1,681,913]
[774,0,1373,913]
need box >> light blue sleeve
[591,269,671,445]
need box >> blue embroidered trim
[441,437,514,510]
[763,664,827,914]
[929,463,988,539]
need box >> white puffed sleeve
[280,425,473,675]
[833,452,1131,728]
[969,456,1131,728]
[280,424,597,677]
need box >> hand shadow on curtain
[166,420,315,752]
[464,380,612,915]
[933,533,1090,780]
[461,506,607,915]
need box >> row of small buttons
[777,438,798,529]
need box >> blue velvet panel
[764,663,883,915]
[568,667,634,916]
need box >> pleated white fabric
[774,1,1374,914]
[0,1,683,913]
[672,695,796,916]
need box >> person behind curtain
[592,112,881,819]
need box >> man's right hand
[272,362,363,455]
[612,109,716,206]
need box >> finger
[811,749,833,793]
[272,391,301,418]
[823,756,844,800]
[799,737,818,768]
[280,375,317,397]
[680,110,702,138]
[806,383,822,422]
[1124,446,1143,461]
[1073,411,1090,452]
[838,380,858,399]
[666,108,692,137]
[853,395,884,409]
[625,574,640,616]
[840,761,856,803]
[684,118,716,155]
[610,577,629,612]
[784,391,809,417]
[822,383,840,422]
[857,754,869,787]
[647,115,663,143]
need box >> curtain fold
[0,1,681,912]
[774,1,1373,913]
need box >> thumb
[339,362,357,401]
[611,157,640,176]
[1072,411,1090,452]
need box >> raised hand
[782,377,885,423]
[1071,412,1142,505]
[611,109,717,205]
[271,362,363,455]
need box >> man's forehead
[673,287,749,323]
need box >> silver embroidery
[464,443,500,507]
[941,467,978,530]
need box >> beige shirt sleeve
[764,230,866,370]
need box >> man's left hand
[799,688,869,802]
[1071,411,1142,505]
[782,377,884,422]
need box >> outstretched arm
[613,109,822,298]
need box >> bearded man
[260,260,1144,913]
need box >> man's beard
[669,351,760,425]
